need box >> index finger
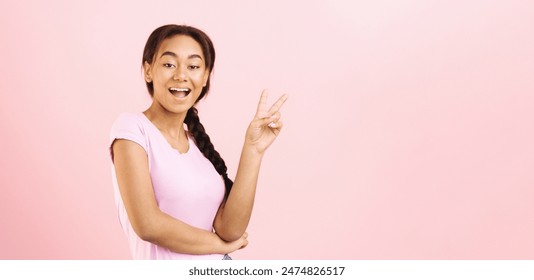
[268,94,288,115]
[256,89,269,116]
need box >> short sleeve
[109,113,148,161]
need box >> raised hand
[245,89,288,154]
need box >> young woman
[109,24,287,260]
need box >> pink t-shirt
[109,112,225,260]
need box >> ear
[202,69,210,87]
[143,61,153,83]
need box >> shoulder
[110,112,150,137]
[110,112,150,153]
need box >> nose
[173,66,187,81]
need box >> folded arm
[112,139,247,255]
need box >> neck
[143,103,188,139]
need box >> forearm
[215,144,263,241]
[215,91,287,241]
[140,210,228,255]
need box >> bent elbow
[217,229,244,242]
[213,214,247,241]
[131,219,159,242]
[136,227,156,242]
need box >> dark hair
[142,24,233,198]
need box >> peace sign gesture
[245,90,288,154]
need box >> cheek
[156,68,172,79]
[152,73,171,94]
[191,73,207,86]
[199,71,209,87]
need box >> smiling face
[143,35,210,115]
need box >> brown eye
[163,63,176,68]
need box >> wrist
[242,142,265,158]
[212,232,229,254]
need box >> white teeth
[170,87,189,92]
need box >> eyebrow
[160,51,203,60]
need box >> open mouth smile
[169,87,191,98]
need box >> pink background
[1,0,533,259]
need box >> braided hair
[142,24,233,198]
[185,107,233,198]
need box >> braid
[185,107,233,199]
